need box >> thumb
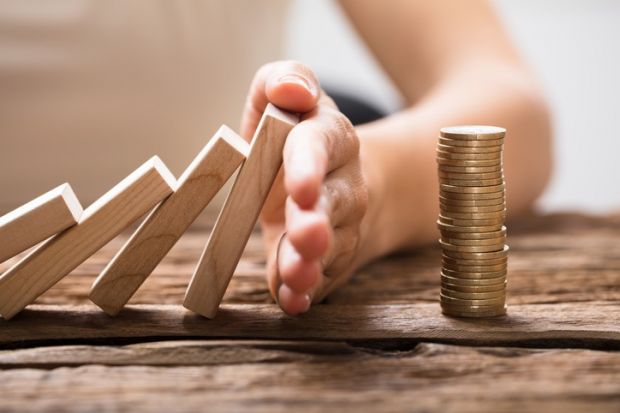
[241,61,320,140]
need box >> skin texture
[240,0,552,315]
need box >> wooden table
[0,210,619,412]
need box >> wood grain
[0,341,617,413]
[0,157,176,320]
[184,104,298,318]
[0,302,617,348]
[89,127,248,316]
[0,183,82,263]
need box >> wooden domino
[0,183,83,263]
[183,104,298,318]
[0,156,176,320]
[89,126,249,316]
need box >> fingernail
[278,74,317,96]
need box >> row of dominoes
[0,104,298,320]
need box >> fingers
[240,61,321,140]
[283,105,360,209]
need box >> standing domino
[90,126,249,315]
[184,104,298,318]
[0,184,83,263]
[0,157,176,320]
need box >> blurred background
[286,0,620,213]
[1,0,618,213]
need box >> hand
[241,61,369,315]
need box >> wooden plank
[89,127,248,316]
[0,157,176,320]
[0,342,617,413]
[0,302,617,348]
[0,183,82,263]
[184,104,298,318]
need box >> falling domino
[184,104,298,318]
[0,156,176,320]
[89,126,249,316]
[0,183,83,263]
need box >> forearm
[356,64,552,262]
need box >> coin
[439,165,502,173]
[441,273,507,286]
[440,125,506,140]
[440,203,506,213]
[439,209,507,220]
[437,157,501,167]
[439,215,506,227]
[441,288,506,300]
[439,177,504,187]
[439,242,505,254]
[441,305,507,318]
[437,143,502,154]
[440,293,505,306]
[440,183,505,194]
[441,268,506,279]
[439,190,504,200]
[441,281,506,293]
[441,235,506,246]
[438,221,504,233]
[439,196,506,207]
[438,137,503,148]
[438,170,504,180]
[436,150,502,160]
[441,262,508,273]
[443,245,509,260]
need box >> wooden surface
[0,183,82,263]
[90,127,248,316]
[0,157,176,320]
[184,104,298,318]
[0,210,619,412]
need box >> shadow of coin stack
[437,126,508,318]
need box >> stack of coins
[437,125,508,318]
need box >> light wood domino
[183,104,298,318]
[0,183,82,263]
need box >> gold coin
[440,183,505,194]
[443,252,508,264]
[440,241,505,254]
[442,263,507,274]
[437,143,502,154]
[436,150,502,160]
[441,273,507,286]
[439,215,506,227]
[440,177,504,187]
[440,209,507,220]
[440,203,506,213]
[439,196,505,207]
[440,125,506,140]
[441,281,506,293]
[442,235,506,246]
[437,221,504,233]
[438,137,503,148]
[443,245,509,260]
[441,268,506,279]
[441,305,507,318]
[441,288,505,300]
[436,157,501,167]
[440,293,505,306]
[439,165,502,173]
[439,190,504,200]
[438,170,504,180]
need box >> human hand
[240,61,369,315]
